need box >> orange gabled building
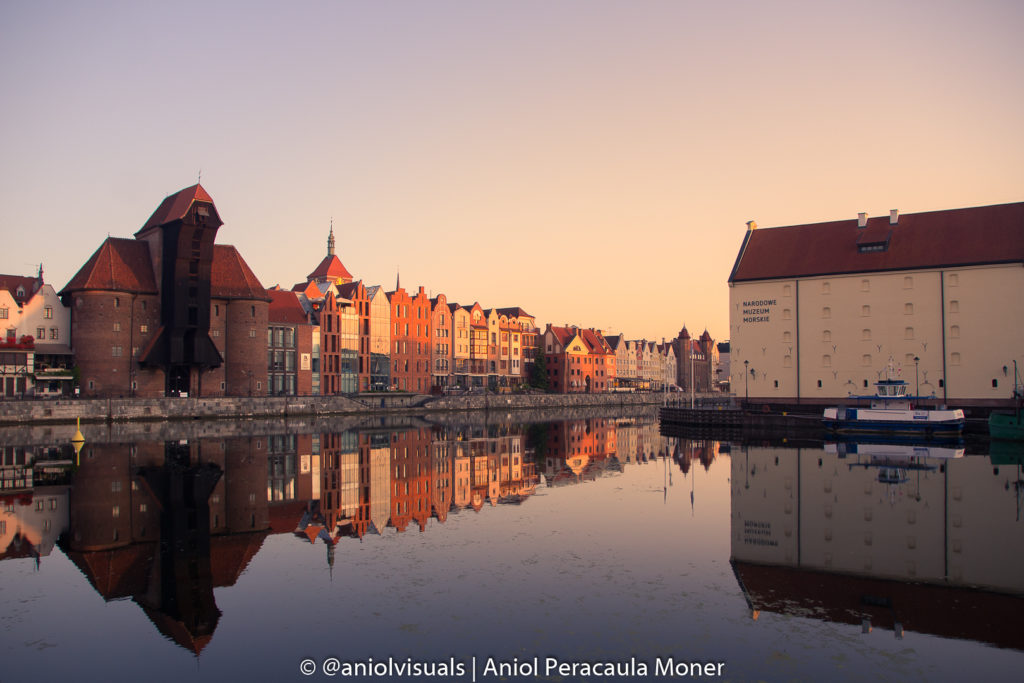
[387,284,431,393]
[542,324,616,393]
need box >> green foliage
[529,352,550,391]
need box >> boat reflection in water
[731,438,1024,650]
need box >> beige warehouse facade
[727,203,1024,408]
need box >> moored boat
[823,377,964,438]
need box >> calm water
[1,412,1022,682]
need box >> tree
[529,351,550,391]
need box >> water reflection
[5,418,1023,680]
[730,438,1024,650]
[2,416,689,658]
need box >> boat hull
[988,412,1024,441]
[823,407,965,437]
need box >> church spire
[396,267,401,291]
[327,219,335,256]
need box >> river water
[1,409,1022,682]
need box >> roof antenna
[197,169,202,185]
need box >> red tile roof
[137,183,218,233]
[0,274,41,305]
[211,245,270,301]
[496,306,534,319]
[307,254,353,283]
[60,238,159,295]
[729,202,1024,282]
[268,290,309,324]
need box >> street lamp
[743,359,749,404]
[913,356,920,397]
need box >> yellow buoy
[71,417,86,465]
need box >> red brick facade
[388,286,431,393]
[61,185,270,398]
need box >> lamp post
[743,359,749,405]
[914,356,920,397]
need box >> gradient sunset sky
[2,0,1021,341]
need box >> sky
[1,0,1022,342]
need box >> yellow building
[728,202,1024,407]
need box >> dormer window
[16,286,24,298]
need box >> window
[112,346,123,357]
[112,505,120,518]
[862,328,871,341]
[948,273,959,287]
[783,284,792,297]
[949,300,959,313]
[823,355,831,367]
[822,282,831,294]
[0,308,6,319]
[114,297,120,308]
[783,308,792,320]
[113,322,121,332]
[822,307,831,319]
[44,306,53,319]
[951,352,961,366]
[37,327,45,338]
[905,327,914,339]
[822,330,831,342]
[950,325,960,339]
[861,279,870,292]
[249,328,256,338]
[817,379,823,388]
[861,305,871,316]
[903,276,913,289]
[50,328,58,340]
[140,324,148,333]
[862,354,872,366]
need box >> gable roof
[730,202,1024,283]
[60,238,159,295]
[268,290,309,325]
[137,183,218,234]
[210,245,270,301]
[307,254,353,283]
[0,274,42,305]
[496,306,534,319]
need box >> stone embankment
[0,395,663,448]
[0,392,666,445]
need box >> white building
[728,203,1024,408]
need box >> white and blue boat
[823,378,965,438]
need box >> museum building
[727,202,1024,408]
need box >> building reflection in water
[729,439,1024,650]
[53,437,269,654]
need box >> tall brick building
[60,184,270,397]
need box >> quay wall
[0,391,665,428]
[0,397,661,447]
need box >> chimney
[889,209,899,225]
[746,220,757,231]
[857,212,868,228]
